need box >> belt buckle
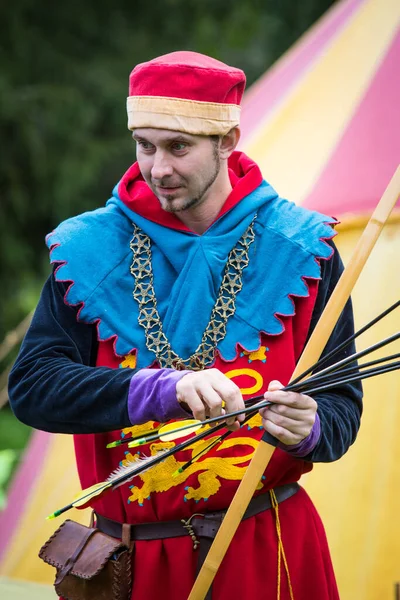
[181,513,204,550]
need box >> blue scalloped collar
[46,181,335,367]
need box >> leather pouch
[39,519,132,600]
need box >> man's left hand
[259,380,317,446]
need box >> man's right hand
[175,368,245,430]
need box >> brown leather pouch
[39,519,132,600]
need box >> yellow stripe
[243,0,356,106]
[0,435,90,583]
[243,0,400,204]
[303,221,400,600]
[335,207,400,231]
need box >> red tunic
[73,280,340,600]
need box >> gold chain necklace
[130,215,257,370]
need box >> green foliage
[0,0,334,340]
[0,406,31,451]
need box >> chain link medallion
[130,215,257,370]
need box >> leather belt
[95,483,299,600]
[95,482,299,543]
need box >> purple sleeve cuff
[278,412,321,458]
[127,368,193,424]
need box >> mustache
[152,177,185,188]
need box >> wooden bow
[188,164,400,600]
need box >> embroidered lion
[123,433,263,506]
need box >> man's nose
[151,152,174,181]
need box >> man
[9,51,362,599]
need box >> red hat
[127,51,246,135]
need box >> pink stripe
[0,430,52,562]
[240,0,366,142]
[303,28,400,216]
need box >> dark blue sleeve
[307,242,363,462]
[263,241,363,462]
[8,273,133,434]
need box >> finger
[176,385,207,422]
[265,402,316,422]
[226,420,241,432]
[261,409,315,434]
[210,379,245,425]
[267,379,284,392]
[261,417,301,446]
[263,390,316,410]
[196,383,224,420]
[213,410,240,432]
[220,387,245,425]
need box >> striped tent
[1,0,399,598]
[0,432,91,587]
[241,0,400,598]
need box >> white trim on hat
[127,95,241,135]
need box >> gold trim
[127,95,241,135]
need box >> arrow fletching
[158,419,202,441]
[126,419,204,447]
[46,481,112,520]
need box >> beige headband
[127,95,241,135]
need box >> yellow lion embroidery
[123,434,263,506]
[119,350,267,506]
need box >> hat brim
[127,95,240,136]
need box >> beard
[154,148,221,213]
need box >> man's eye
[172,143,187,151]
[137,141,154,150]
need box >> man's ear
[219,127,241,160]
